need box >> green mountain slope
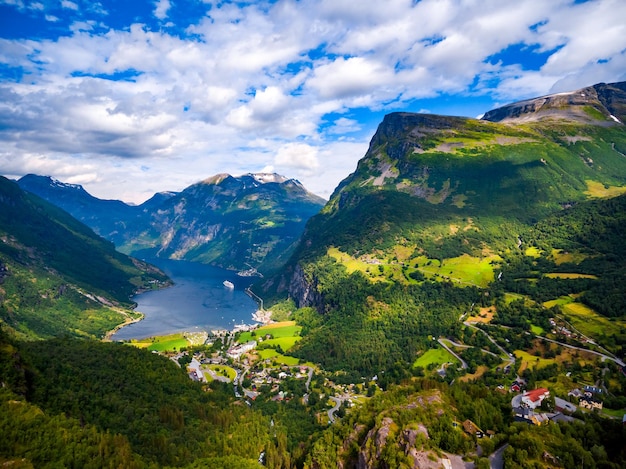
[121,173,326,272]
[0,176,169,339]
[264,81,626,373]
[19,172,326,273]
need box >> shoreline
[103,309,145,341]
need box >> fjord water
[112,258,258,340]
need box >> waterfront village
[144,305,626,431]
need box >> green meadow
[257,349,301,366]
[238,321,302,343]
[129,333,189,352]
[205,364,237,382]
[413,347,457,368]
[327,247,499,288]
[561,302,625,340]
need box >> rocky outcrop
[482,81,626,124]
[288,264,324,311]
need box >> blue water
[111,258,259,340]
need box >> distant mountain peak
[247,173,288,184]
[482,81,626,124]
[20,173,87,193]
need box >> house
[462,419,484,438]
[568,388,583,399]
[513,407,549,426]
[187,358,206,383]
[226,340,257,359]
[579,396,603,411]
[583,385,602,395]
[521,388,550,409]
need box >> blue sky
[1,0,625,202]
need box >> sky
[0,0,625,203]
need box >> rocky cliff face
[482,81,626,124]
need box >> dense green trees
[291,267,479,375]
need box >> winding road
[535,335,625,367]
[437,338,468,369]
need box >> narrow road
[305,367,313,393]
[535,335,625,367]
[327,396,342,424]
[489,444,509,469]
[464,322,515,368]
[438,338,468,369]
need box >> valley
[1,81,626,468]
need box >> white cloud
[61,0,79,10]
[327,117,361,135]
[275,143,320,172]
[154,0,170,20]
[1,0,625,203]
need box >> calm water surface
[112,258,259,340]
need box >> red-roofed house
[521,388,550,409]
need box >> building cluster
[568,385,603,410]
[227,340,257,359]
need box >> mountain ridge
[255,81,626,374]
[18,171,326,273]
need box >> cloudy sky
[1,0,625,203]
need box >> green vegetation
[0,334,284,468]
[0,177,169,340]
[129,333,190,352]
[206,364,237,382]
[413,347,457,368]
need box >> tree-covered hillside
[0,176,169,339]
[262,82,626,375]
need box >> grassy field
[551,249,589,265]
[262,336,301,351]
[504,292,527,304]
[413,347,457,368]
[560,302,626,340]
[205,364,237,382]
[530,324,544,335]
[514,350,556,373]
[129,333,189,352]
[256,349,301,366]
[525,246,542,258]
[585,180,626,198]
[459,365,489,382]
[420,254,500,287]
[238,321,302,343]
[544,273,597,279]
[543,296,574,309]
[328,247,499,288]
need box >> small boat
[223,280,234,289]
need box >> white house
[521,388,550,409]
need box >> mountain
[18,172,326,273]
[0,176,169,339]
[265,81,626,373]
[17,174,176,247]
[482,81,626,124]
[119,173,326,272]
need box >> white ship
[223,280,234,289]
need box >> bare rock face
[358,417,396,469]
[482,81,626,124]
